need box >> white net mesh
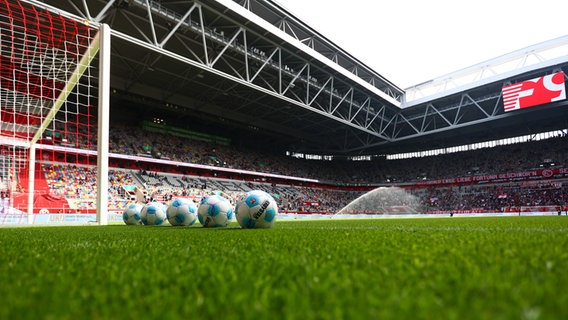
[0,0,99,216]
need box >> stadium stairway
[10,165,71,213]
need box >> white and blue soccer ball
[140,201,167,225]
[235,190,278,228]
[167,198,198,226]
[197,195,233,228]
[122,203,144,225]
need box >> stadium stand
[105,124,568,185]
[30,122,567,215]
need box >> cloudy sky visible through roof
[274,0,568,89]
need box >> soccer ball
[140,202,167,225]
[123,203,144,225]
[167,198,198,226]
[197,195,234,227]
[235,190,278,228]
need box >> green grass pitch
[1,216,568,319]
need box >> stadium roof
[33,0,568,156]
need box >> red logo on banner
[502,71,566,112]
[542,169,554,178]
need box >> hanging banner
[502,71,566,112]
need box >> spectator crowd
[32,123,568,214]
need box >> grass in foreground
[1,216,568,319]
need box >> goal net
[0,0,107,223]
